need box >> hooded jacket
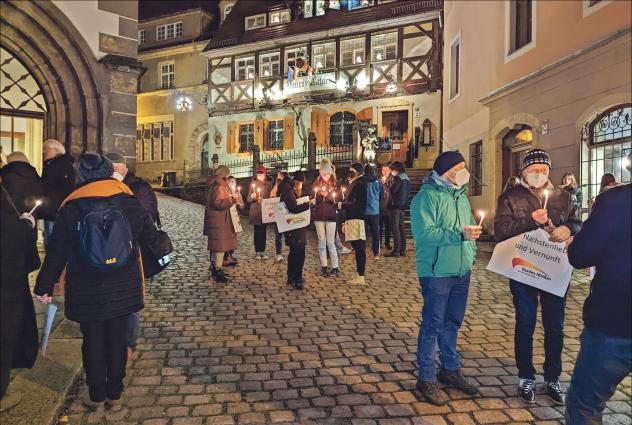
[0,161,45,216]
[124,172,158,223]
[40,154,76,220]
[278,175,309,245]
[364,174,384,216]
[410,171,477,277]
[35,178,159,323]
[388,172,410,209]
[312,176,338,222]
[341,174,367,221]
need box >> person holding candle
[494,148,582,405]
[339,163,368,285]
[247,165,274,260]
[310,158,340,277]
[409,151,481,405]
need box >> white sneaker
[275,255,284,262]
[338,247,352,255]
[347,275,366,285]
[255,253,263,260]
[261,254,269,260]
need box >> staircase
[404,168,431,238]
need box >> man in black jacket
[40,139,76,245]
[565,154,631,424]
[494,148,582,405]
[386,161,410,257]
[35,153,159,410]
[0,152,44,215]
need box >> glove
[20,212,35,228]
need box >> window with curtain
[312,41,335,69]
[371,32,397,62]
[509,0,533,53]
[260,52,280,77]
[236,57,255,81]
[329,112,356,146]
[341,37,365,67]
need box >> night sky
[139,0,219,21]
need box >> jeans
[380,214,391,247]
[254,224,267,253]
[417,273,471,382]
[80,315,128,402]
[44,219,55,247]
[287,244,306,281]
[566,328,632,424]
[274,227,282,255]
[510,280,566,381]
[126,313,139,350]
[350,240,366,276]
[388,208,406,255]
[364,214,380,256]
[315,221,339,268]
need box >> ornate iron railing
[316,145,354,168]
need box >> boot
[82,392,104,410]
[321,267,330,277]
[415,381,449,406]
[329,268,340,278]
[294,278,304,290]
[214,269,228,283]
[347,274,366,285]
[438,368,478,395]
[105,397,122,411]
[286,275,294,286]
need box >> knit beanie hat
[521,148,551,171]
[293,170,305,182]
[78,152,114,181]
[433,151,464,176]
[255,165,267,175]
[350,162,363,175]
[390,160,405,173]
[319,159,333,174]
[215,165,230,178]
[104,152,126,165]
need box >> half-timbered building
[203,0,444,174]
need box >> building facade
[1,0,141,172]
[443,0,631,230]
[135,6,215,183]
[202,0,444,178]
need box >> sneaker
[275,254,284,262]
[347,275,366,285]
[545,380,565,405]
[415,381,449,406]
[230,253,238,260]
[373,254,380,260]
[338,246,352,255]
[286,276,294,286]
[0,391,21,412]
[294,278,304,290]
[255,253,263,260]
[261,254,269,260]
[105,397,122,411]
[518,378,536,404]
[329,268,340,278]
[438,369,478,396]
[83,392,104,409]
[214,269,229,284]
[321,267,330,277]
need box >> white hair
[6,151,30,164]
[43,139,66,155]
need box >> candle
[28,200,41,215]
[382,177,386,183]
[257,187,261,200]
[237,186,241,192]
[478,211,485,227]
[333,192,337,203]
[313,187,318,197]
[543,190,550,209]
[342,187,346,200]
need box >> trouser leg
[104,315,128,400]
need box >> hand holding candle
[28,200,42,215]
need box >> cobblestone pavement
[61,195,631,425]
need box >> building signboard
[283,72,337,96]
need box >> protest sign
[229,205,242,233]
[275,196,310,233]
[487,228,573,297]
[262,197,280,223]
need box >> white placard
[275,196,310,233]
[487,228,573,297]
[261,197,280,224]
[229,205,242,233]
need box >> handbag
[140,213,174,278]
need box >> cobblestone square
[61,195,631,424]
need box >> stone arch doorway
[201,133,210,171]
[1,0,104,156]
[501,124,534,186]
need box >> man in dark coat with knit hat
[494,148,582,405]
[35,152,160,410]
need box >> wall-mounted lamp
[421,118,434,147]
[176,95,193,112]
[386,82,397,93]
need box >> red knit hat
[255,165,267,175]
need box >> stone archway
[1,1,104,155]
[188,122,209,166]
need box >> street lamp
[176,95,193,112]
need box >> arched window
[584,104,631,200]
[329,111,355,146]
[201,134,209,170]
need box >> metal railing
[316,145,354,168]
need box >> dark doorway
[201,134,209,171]
[502,124,533,185]
[381,111,408,162]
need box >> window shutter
[226,121,236,153]
[263,119,270,151]
[283,116,295,150]
[311,108,328,146]
[357,107,373,123]
[254,119,265,150]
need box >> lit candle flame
[543,190,550,209]
[28,200,42,215]
[478,210,485,227]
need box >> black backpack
[140,213,173,278]
[78,196,134,270]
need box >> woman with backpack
[205,166,240,283]
[311,158,340,277]
[34,153,160,411]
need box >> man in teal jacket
[410,151,482,405]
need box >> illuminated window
[245,14,266,30]
[236,57,255,81]
[157,22,182,41]
[341,37,365,66]
[312,41,335,69]
[371,32,397,62]
[285,46,307,72]
[349,0,374,9]
[260,52,280,77]
[269,9,290,25]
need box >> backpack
[78,196,134,270]
[140,212,173,278]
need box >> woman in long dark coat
[0,186,40,411]
[204,165,238,283]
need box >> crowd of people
[1,141,629,424]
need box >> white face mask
[112,172,124,181]
[453,168,470,187]
[526,172,548,188]
[390,171,398,177]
